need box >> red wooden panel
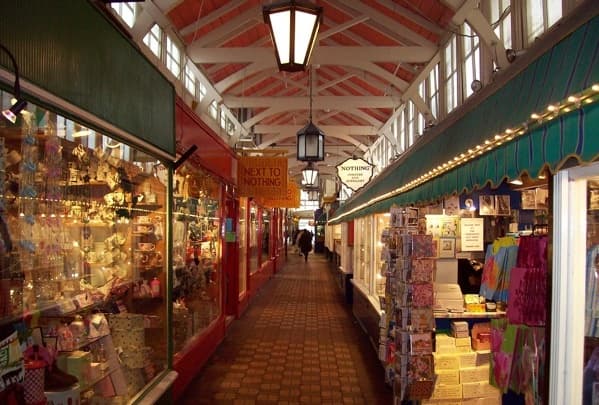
[175,97,237,184]
[347,220,354,246]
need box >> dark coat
[298,231,312,253]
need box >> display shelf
[79,366,119,392]
[434,311,506,319]
[56,334,109,354]
[131,204,162,212]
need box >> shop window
[374,213,390,297]
[398,109,406,153]
[110,2,136,28]
[165,35,181,78]
[526,0,562,44]
[226,117,235,137]
[172,165,221,354]
[0,98,168,402]
[143,24,162,60]
[220,106,227,130]
[444,36,459,113]
[428,64,440,120]
[238,198,247,296]
[184,62,196,97]
[249,203,259,274]
[463,23,481,99]
[199,82,207,103]
[209,101,218,120]
[490,0,512,51]
[261,210,271,264]
[407,101,416,147]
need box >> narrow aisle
[181,253,393,404]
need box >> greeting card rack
[380,206,436,403]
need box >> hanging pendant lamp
[301,162,318,187]
[263,0,323,72]
[296,67,325,162]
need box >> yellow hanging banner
[256,181,300,208]
[237,156,288,198]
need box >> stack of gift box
[423,321,501,404]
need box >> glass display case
[351,214,389,300]
[374,213,390,297]
[0,94,168,403]
[171,163,221,355]
[353,216,373,288]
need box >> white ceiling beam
[346,109,383,127]
[179,1,242,36]
[319,15,370,40]
[131,3,159,42]
[243,106,288,129]
[192,46,435,64]
[376,0,445,35]
[256,133,368,151]
[316,72,356,92]
[228,69,278,96]
[353,60,409,91]
[213,60,272,93]
[380,52,441,132]
[440,0,466,11]
[224,96,397,109]
[328,0,436,47]
[254,125,378,136]
[451,1,510,69]
[153,0,185,14]
[186,8,262,48]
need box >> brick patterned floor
[181,253,393,404]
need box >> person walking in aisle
[295,229,304,255]
[297,229,313,262]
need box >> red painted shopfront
[171,98,287,398]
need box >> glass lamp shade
[297,121,324,162]
[263,0,322,72]
[301,162,318,186]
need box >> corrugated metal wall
[0,0,175,156]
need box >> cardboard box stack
[424,324,502,404]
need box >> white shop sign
[460,218,484,251]
[336,157,374,192]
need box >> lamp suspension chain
[309,66,313,121]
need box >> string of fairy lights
[330,84,599,223]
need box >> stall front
[0,1,177,404]
[329,7,599,405]
[172,97,238,399]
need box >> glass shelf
[434,311,506,319]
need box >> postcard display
[380,206,436,403]
[0,110,168,404]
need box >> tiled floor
[181,252,393,404]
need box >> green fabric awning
[330,13,599,224]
